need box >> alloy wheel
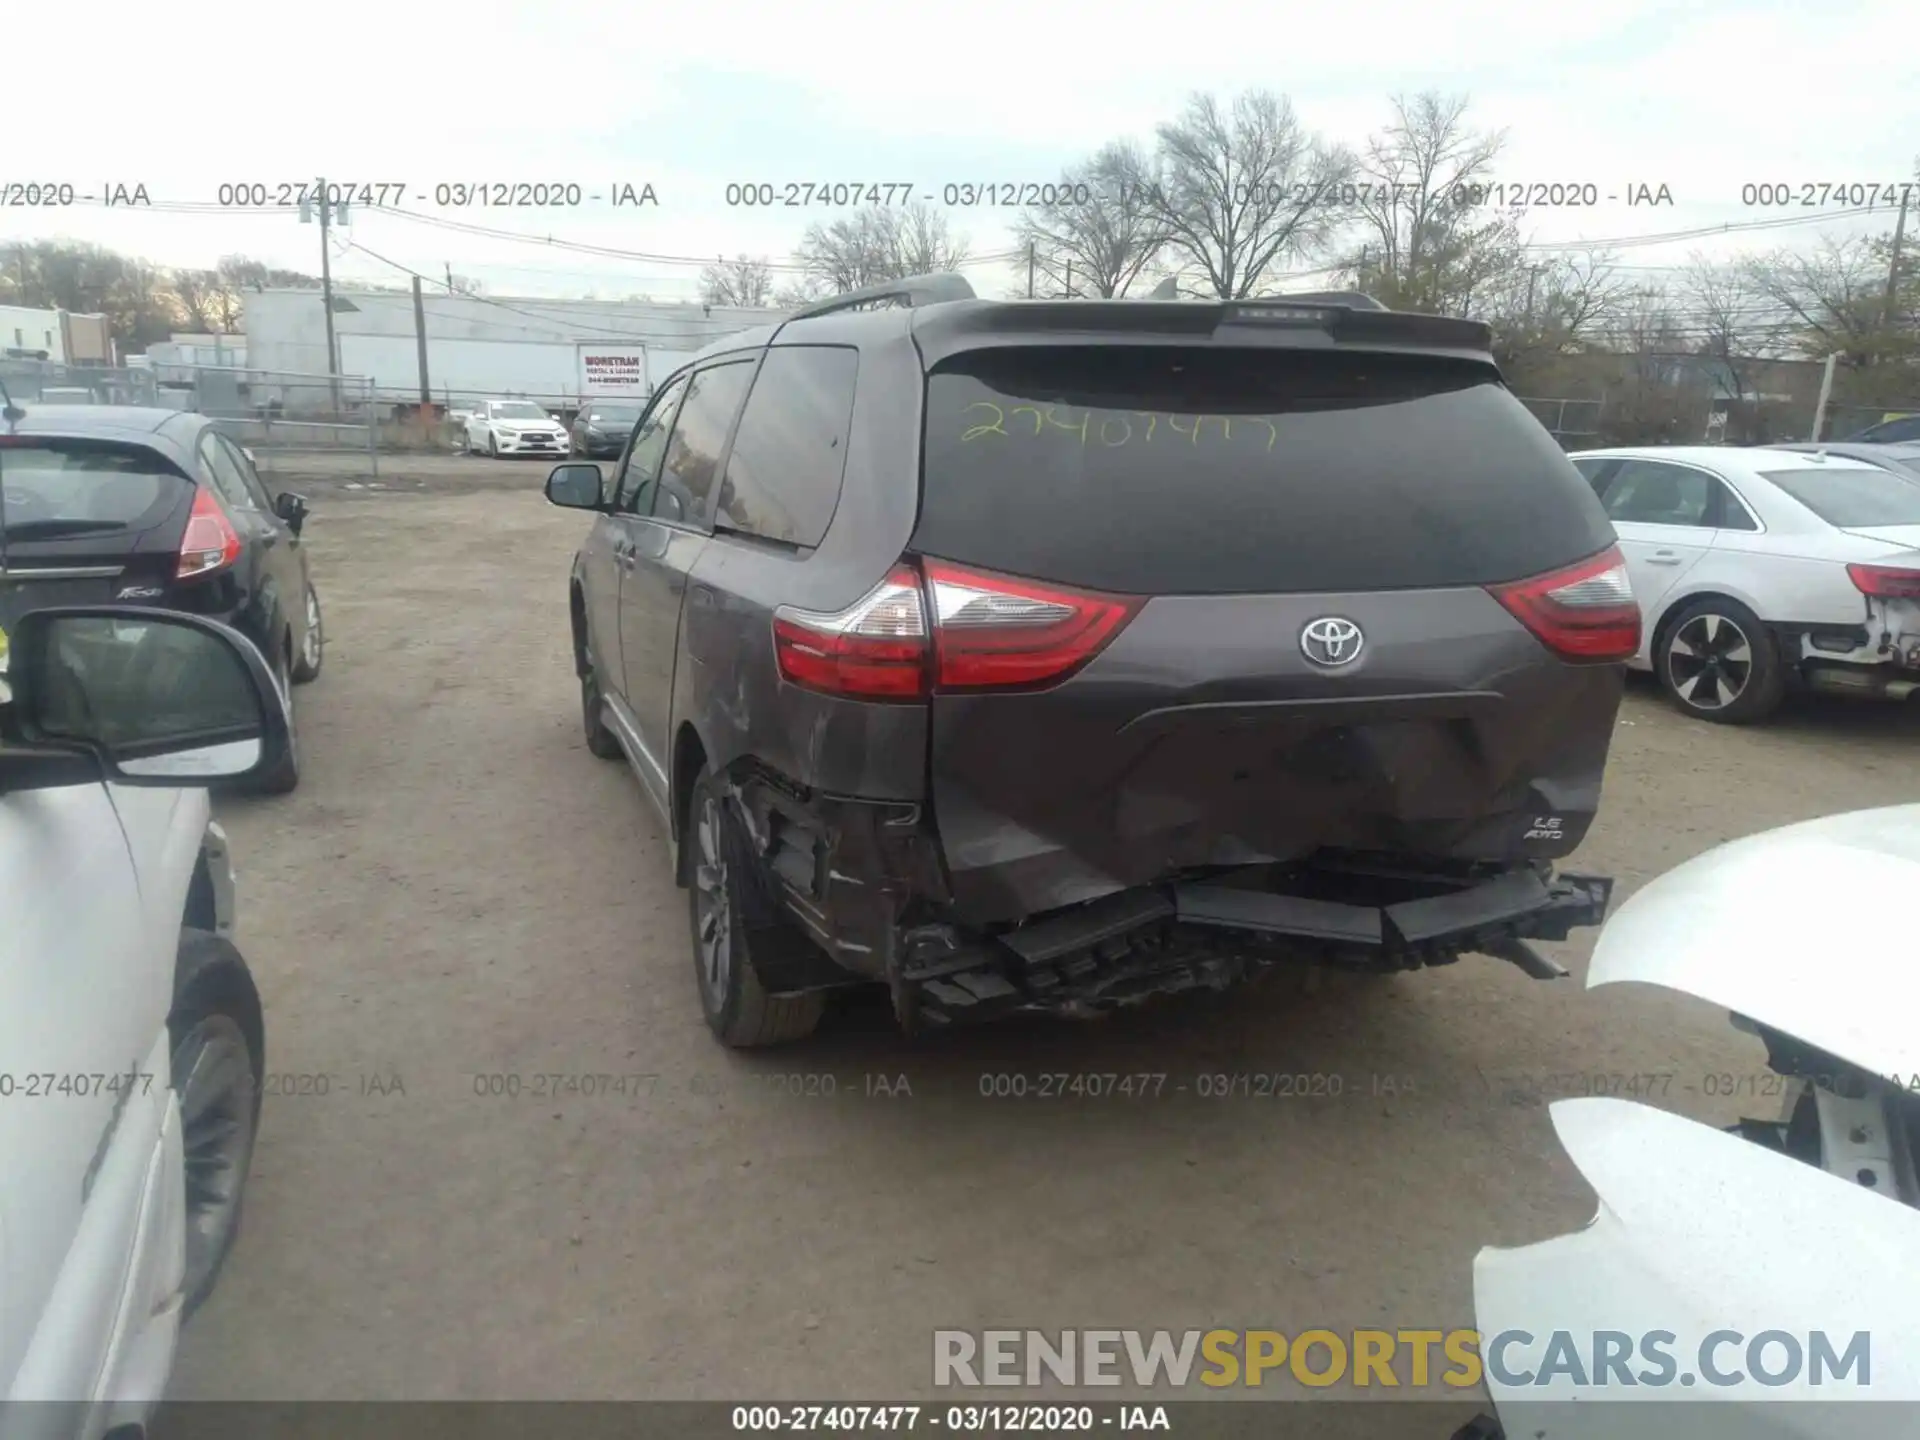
[1667,611,1753,712]
[692,796,732,1007]
[172,1013,259,1300]
[300,588,322,673]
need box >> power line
[339,240,774,346]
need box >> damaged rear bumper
[900,858,1614,1027]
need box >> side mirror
[242,446,259,464]
[545,462,605,510]
[273,490,311,535]
[0,607,293,791]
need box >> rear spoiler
[910,296,1497,370]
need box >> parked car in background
[545,275,1626,1048]
[0,403,323,792]
[1844,412,1920,444]
[570,398,646,458]
[1570,445,1920,723]
[1,604,290,1436]
[461,399,568,459]
[1762,439,1920,480]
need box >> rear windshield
[916,347,1614,594]
[0,441,190,540]
[1761,467,1920,528]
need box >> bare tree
[1347,93,1519,315]
[1015,141,1169,298]
[1745,236,1911,367]
[793,203,971,296]
[1142,90,1354,299]
[700,254,775,308]
[171,269,222,332]
[1482,248,1637,382]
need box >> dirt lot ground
[169,453,1920,1405]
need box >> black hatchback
[545,277,1631,1046]
[0,403,324,793]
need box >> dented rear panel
[913,344,1625,925]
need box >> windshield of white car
[1762,467,1920,527]
[493,403,549,420]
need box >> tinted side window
[217,434,276,511]
[1570,456,1618,498]
[615,373,690,513]
[715,346,858,547]
[198,432,256,511]
[1711,479,1759,531]
[654,360,757,528]
[1602,461,1711,527]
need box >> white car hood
[1587,802,1920,1078]
[1473,805,1920,1434]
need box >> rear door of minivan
[910,337,1631,924]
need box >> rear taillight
[922,559,1140,690]
[1487,545,1641,663]
[177,486,243,579]
[770,558,1142,700]
[772,563,930,699]
[1847,563,1920,599]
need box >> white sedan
[1569,446,1920,723]
[2,606,290,1435]
[461,399,569,459]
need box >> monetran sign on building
[577,344,648,397]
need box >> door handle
[1647,550,1682,565]
[690,586,716,608]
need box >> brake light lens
[922,559,1141,690]
[772,563,930,699]
[1487,545,1641,662]
[1847,563,1920,599]
[177,486,243,579]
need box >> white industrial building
[240,288,784,411]
[0,304,115,364]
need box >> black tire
[580,661,623,760]
[487,433,500,459]
[1656,595,1786,725]
[289,582,323,684]
[252,641,302,794]
[169,928,265,1318]
[686,766,826,1047]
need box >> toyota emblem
[1300,616,1364,667]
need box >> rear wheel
[290,582,323,684]
[169,929,264,1317]
[686,766,826,1047]
[1657,596,1786,724]
[252,641,302,793]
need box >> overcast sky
[8,0,1916,304]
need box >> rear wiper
[0,519,127,538]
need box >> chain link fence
[0,358,380,478]
[1516,397,1605,449]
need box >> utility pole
[1027,241,1036,300]
[1810,351,1840,442]
[303,175,342,415]
[1524,265,1541,325]
[445,263,455,293]
[1064,260,1073,298]
[1880,185,1910,335]
[412,275,431,408]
